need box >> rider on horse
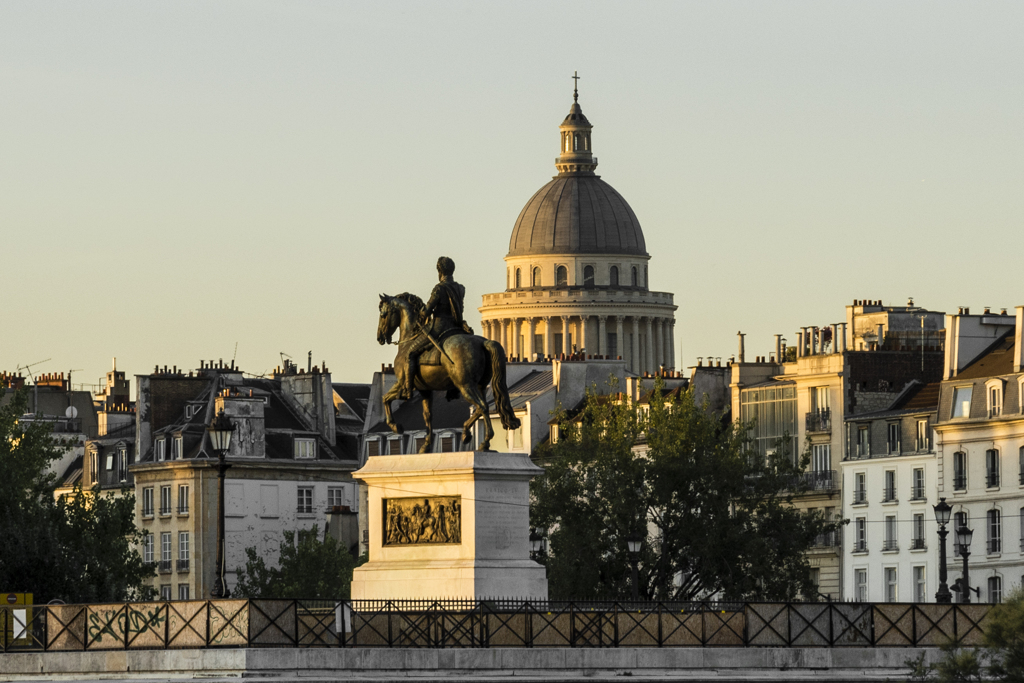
[400,256,472,400]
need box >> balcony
[910,486,926,501]
[142,506,154,517]
[987,471,1000,488]
[911,538,926,550]
[158,560,172,573]
[853,490,867,505]
[953,475,967,491]
[176,559,190,572]
[159,506,171,516]
[813,530,841,548]
[805,409,831,434]
[882,540,899,552]
[177,505,189,515]
[853,540,867,553]
[988,539,1002,554]
[882,487,898,503]
[797,470,838,492]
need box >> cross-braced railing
[0,599,992,652]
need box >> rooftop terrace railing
[0,599,992,652]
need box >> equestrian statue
[376,256,520,453]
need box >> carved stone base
[351,452,548,600]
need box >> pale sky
[2,1,1022,390]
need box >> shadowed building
[479,86,676,374]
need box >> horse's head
[377,294,398,345]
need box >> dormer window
[171,436,182,460]
[90,451,99,483]
[118,448,128,482]
[184,405,196,420]
[155,438,166,462]
[986,379,1004,418]
[294,438,316,459]
[951,387,973,419]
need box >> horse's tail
[485,340,521,431]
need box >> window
[885,568,898,602]
[294,438,316,459]
[887,423,901,454]
[160,485,171,515]
[987,381,1003,417]
[854,517,867,552]
[531,267,540,287]
[555,265,568,287]
[573,133,580,151]
[812,444,830,472]
[988,509,1001,554]
[986,449,1000,487]
[953,511,969,556]
[105,453,114,471]
[583,265,594,287]
[515,268,521,289]
[297,487,313,514]
[912,468,925,500]
[857,427,870,457]
[855,569,868,601]
[178,585,190,601]
[854,473,867,504]
[644,266,648,288]
[609,266,619,286]
[1020,447,1024,485]
[160,585,172,601]
[912,514,926,549]
[328,487,345,509]
[916,419,930,451]
[914,567,926,603]
[809,568,820,594]
[953,452,967,490]
[812,386,830,412]
[178,532,190,571]
[171,436,182,460]
[178,485,189,514]
[883,515,898,551]
[366,439,380,457]
[441,435,454,452]
[385,438,401,455]
[631,266,638,286]
[1021,508,1024,553]
[117,448,128,482]
[414,436,426,452]
[90,452,99,484]
[143,534,154,564]
[155,438,166,461]
[160,532,172,572]
[142,487,154,516]
[606,332,618,359]
[884,471,897,502]
[988,576,1002,604]
[952,387,973,418]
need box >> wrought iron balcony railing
[953,475,967,491]
[853,490,867,505]
[987,471,1000,488]
[882,487,897,503]
[911,538,926,550]
[853,540,867,553]
[910,486,926,501]
[988,539,1001,554]
[158,560,172,573]
[805,409,831,434]
[882,540,899,552]
[176,559,190,572]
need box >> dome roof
[507,175,647,257]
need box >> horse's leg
[419,390,433,453]
[476,383,495,450]
[455,381,494,451]
[382,381,404,435]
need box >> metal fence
[0,599,991,652]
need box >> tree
[0,388,153,602]
[531,383,840,601]
[234,526,359,599]
[985,587,1024,682]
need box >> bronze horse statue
[376,293,520,452]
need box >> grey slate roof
[507,175,647,257]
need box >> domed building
[478,87,677,375]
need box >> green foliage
[234,526,359,599]
[531,382,840,601]
[932,641,984,683]
[0,388,154,602]
[985,587,1024,682]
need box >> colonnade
[480,314,675,376]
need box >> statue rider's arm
[422,283,444,321]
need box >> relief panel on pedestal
[383,496,462,546]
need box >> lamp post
[954,525,977,604]
[529,527,547,561]
[626,532,642,602]
[933,498,952,603]
[207,409,235,599]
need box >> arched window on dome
[644,266,649,290]
[584,134,590,151]
[609,266,619,287]
[556,265,568,287]
[573,134,580,151]
[532,267,541,287]
[515,268,521,289]
[631,266,638,287]
[583,266,594,288]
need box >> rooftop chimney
[737,332,746,363]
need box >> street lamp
[207,409,235,599]
[933,498,952,603]
[954,525,979,604]
[529,527,547,561]
[626,532,642,602]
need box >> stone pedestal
[350,452,548,600]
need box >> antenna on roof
[233,342,238,364]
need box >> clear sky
[2,1,1022,390]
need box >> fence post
[387,601,393,647]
